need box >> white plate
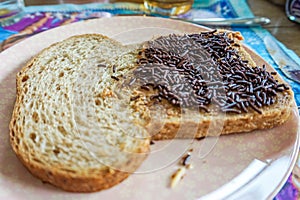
[0,16,299,199]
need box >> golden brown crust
[11,143,148,192]
[150,95,293,140]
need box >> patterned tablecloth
[0,0,300,199]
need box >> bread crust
[150,93,293,140]
[12,147,130,192]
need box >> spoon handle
[172,16,271,27]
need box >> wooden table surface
[24,0,300,56]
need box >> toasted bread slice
[9,34,150,192]
[127,31,294,140]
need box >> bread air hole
[57,126,67,136]
[95,99,101,106]
[32,111,39,123]
[29,101,34,109]
[15,136,20,144]
[41,113,47,123]
[11,129,15,137]
[21,75,29,82]
[29,133,37,143]
[53,148,60,155]
[32,158,42,164]
[23,144,28,151]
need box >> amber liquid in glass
[144,0,193,16]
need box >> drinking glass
[0,0,24,20]
[143,0,194,16]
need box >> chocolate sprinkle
[182,154,191,166]
[132,31,289,114]
[111,75,119,81]
[150,140,155,145]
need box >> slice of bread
[126,31,294,140]
[9,30,294,192]
[9,34,150,192]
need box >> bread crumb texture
[10,34,149,192]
